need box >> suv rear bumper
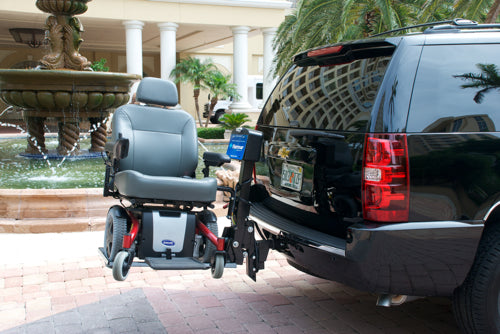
[250,202,483,297]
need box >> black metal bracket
[222,156,273,281]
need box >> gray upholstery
[111,78,217,203]
[114,170,217,202]
[112,105,198,176]
[136,77,178,106]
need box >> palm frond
[453,63,500,103]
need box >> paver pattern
[0,232,459,333]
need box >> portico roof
[0,0,291,53]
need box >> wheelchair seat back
[109,77,217,204]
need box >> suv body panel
[253,32,500,296]
[252,202,482,295]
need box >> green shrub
[197,127,225,139]
[219,113,250,130]
[90,58,109,72]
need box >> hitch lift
[99,127,273,282]
[221,127,273,281]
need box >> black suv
[250,20,500,333]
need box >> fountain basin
[0,70,138,110]
[0,69,140,155]
[36,0,91,16]
[0,188,120,233]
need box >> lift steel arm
[222,128,273,281]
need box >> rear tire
[452,222,500,333]
[196,211,219,263]
[197,222,218,263]
[452,278,475,334]
[104,206,129,261]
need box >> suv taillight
[362,134,409,223]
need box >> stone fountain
[0,0,140,157]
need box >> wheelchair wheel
[197,222,218,263]
[112,250,131,281]
[211,253,224,279]
[104,205,129,262]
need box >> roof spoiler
[293,40,395,67]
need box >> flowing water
[0,137,227,189]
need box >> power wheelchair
[99,77,271,282]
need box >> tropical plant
[204,71,240,127]
[273,0,500,77]
[454,63,500,103]
[90,58,109,72]
[486,0,500,22]
[170,57,217,126]
[342,0,421,37]
[421,0,500,23]
[218,112,251,130]
[273,0,420,76]
[273,0,343,76]
[453,0,500,22]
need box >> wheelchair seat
[108,77,217,205]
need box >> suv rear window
[407,44,500,133]
[260,55,392,132]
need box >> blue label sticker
[226,134,248,160]
[162,240,175,247]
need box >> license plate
[281,163,303,191]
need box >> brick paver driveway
[0,232,458,333]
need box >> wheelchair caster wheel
[211,254,224,279]
[113,250,131,281]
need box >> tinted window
[260,56,392,132]
[407,44,500,133]
[256,83,263,100]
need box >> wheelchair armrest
[202,152,231,178]
[103,137,128,197]
[203,152,231,168]
[106,137,129,161]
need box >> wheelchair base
[101,205,234,281]
[98,247,236,270]
[145,257,210,270]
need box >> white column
[230,26,252,109]
[158,22,178,81]
[122,20,144,76]
[262,27,278,102]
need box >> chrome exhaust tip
[376,294,415,307]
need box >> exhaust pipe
[376,294,420,307]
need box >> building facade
[0,0,291,122]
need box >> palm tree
[453,0,500,22]
[417,0,454,24]
[273,0,499,77]
[204,71,240,127]
[486,0,500,22]
[454,63,500,103]
[219,113,251,130]
[170,57,217,126]
[422,0,500,22]
[273,0,421,76]
[273,0,344,76]
[342,0,420,37]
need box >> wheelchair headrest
[136,77,178,107]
